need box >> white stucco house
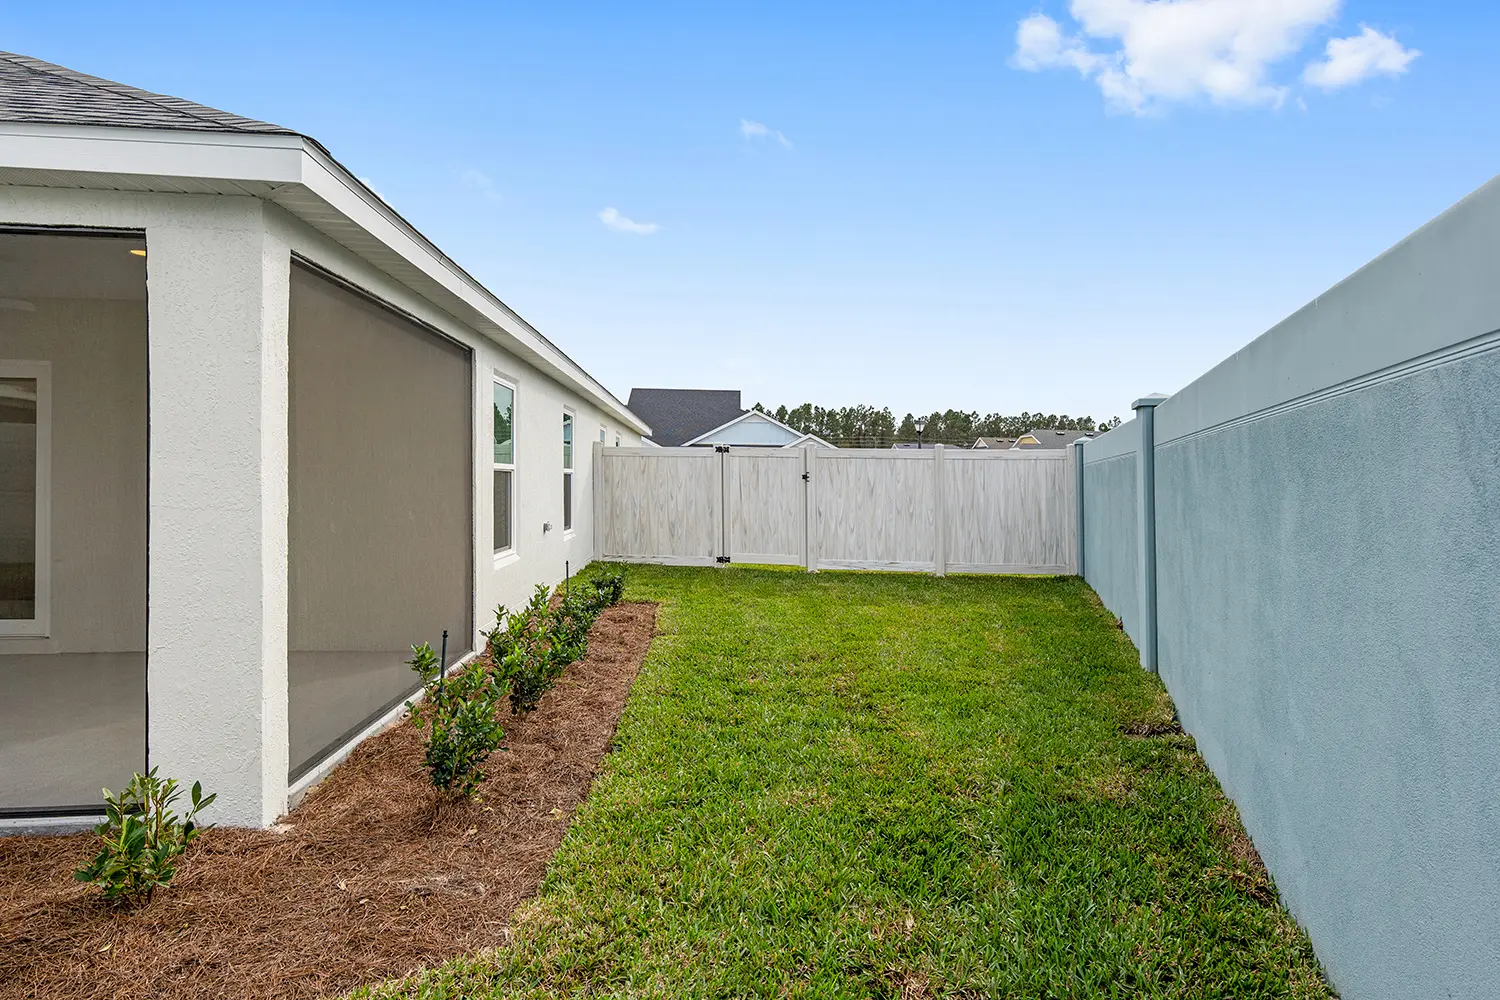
[0,52,649,828]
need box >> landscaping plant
[486,571,627,716]
[406,642,507,800]
[74,767,216,904]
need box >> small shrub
[74,768,216,904]
[588,572,625,610]
[486,571,624,716]
[407,642,507,800]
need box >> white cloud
[1304,24,1419,89]
[598,207,661,235]
[1012,1,1411,114]
[461,168,504,205]
[740,118,793,148]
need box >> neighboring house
[0,52,649,829]
[1013,429,1094,449]
[627,388,831,448]
[973,436,1018,449]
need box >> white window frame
[0,360,51,638]
[492,375,516,559]
[562,408,576,536]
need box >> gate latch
[801,472,810,482]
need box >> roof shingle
[0,51,294,136]
[626,388,745,447]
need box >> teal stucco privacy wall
[1078,175,1500,1000]
[1080,419,1139,646]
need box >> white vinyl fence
[593,443,1076,575]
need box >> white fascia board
[0,123,649,436]
[0,122,305,184]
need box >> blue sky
[9,2,1498,423]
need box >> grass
[361,566,1332,999]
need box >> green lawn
[364,566,1332,999]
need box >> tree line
[751,403,1124,449]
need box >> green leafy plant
[407,642,508,800]
[587,572,625,611]
[74,768,216,904]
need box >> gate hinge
[716,555,731,564]
[802,472,810,482]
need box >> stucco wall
[1081,420,1140,646]
[1078,172,1500,998]
[0,186,642,827]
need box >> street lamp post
[914,417,927,449]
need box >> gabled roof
[786,432,835,449]
[0,52,296,137]
[1014,428,1094,449]
[973,436,1017,449]
[627,388,745,447]
[0,51,648,435]
[679,408,805,447]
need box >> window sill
[492,549,521,571]
[563,529,576,541]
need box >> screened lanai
[0,229,148,816]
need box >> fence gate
[595,443,1076,575]
[723,447,808,566]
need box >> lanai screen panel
[0,231,148,815]
[288,263,473,781]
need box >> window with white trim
[0,361,49,636]
[562,410,575,532]
[492,378,515,553]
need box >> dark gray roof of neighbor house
[627,388,745,447]
[0,51,296,137]
[1014,428,1095,449]
[973,436,1018,449]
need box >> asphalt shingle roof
[0,51,295,136]
[627,388,745,447]
[1015,428,1094,449]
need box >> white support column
[146,202,290,827]
[932,444,947,577]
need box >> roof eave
[0,121,649,436]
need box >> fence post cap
[1131,393,1170,410]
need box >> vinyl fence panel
[597,447,720,566]
[812,449,937,572]
[943,450,1075,574]
[597,444,1077,576]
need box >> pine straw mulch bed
[0,601,659,1000]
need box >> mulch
[0,601,659,1000]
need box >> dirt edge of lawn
[0,601,659,1000]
